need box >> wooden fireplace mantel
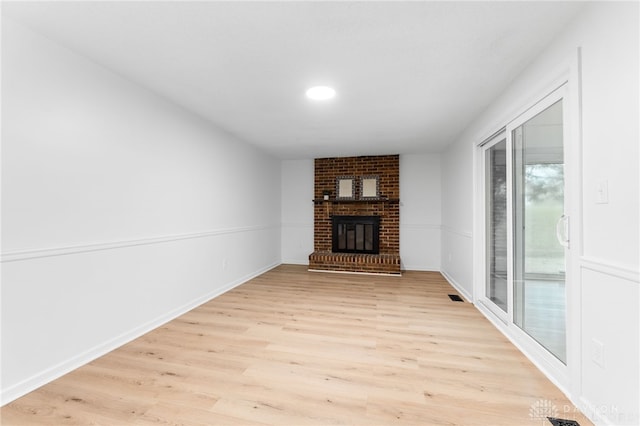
[312,198,400,205]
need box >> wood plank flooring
[1,265,593,425]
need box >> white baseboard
[1,262,280,406]
[439,269,473,302]
[402,264,440,272]
[281,258,309,266]
[576,396,618,426]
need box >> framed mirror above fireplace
[360,175,379,199]
[336,176,356,200]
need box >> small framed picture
[336,176,356,200]
[360,175,379,199]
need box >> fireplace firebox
[332,215,380,254]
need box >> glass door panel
[485,139,508,313]
[512,100,566,363]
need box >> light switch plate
[596,179,609,204]
[592,338,604,367]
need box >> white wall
[400,153,441,271]
[1,19,281,404]
[441,3,639,425]
[574,4,639,424]
[281,159,314,264]
[440,137,474,300]
[279,154,442,271]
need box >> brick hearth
[309,155,401,275]
[308,252,401,274]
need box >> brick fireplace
[309,154,401,275]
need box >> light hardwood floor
[1,265,592,425]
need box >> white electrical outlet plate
[592,338,604,367]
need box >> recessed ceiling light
[306,86,336,101]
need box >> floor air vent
[548,417,580,426]
[448,294,464,302]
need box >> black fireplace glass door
[332,216,379,254]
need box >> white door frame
[472,62,583,397]
[506,85,571,371]
[477,130,511,324]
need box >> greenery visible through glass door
[513,100,566,363]
[486,140,508,313]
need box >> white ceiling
[3,1,586,159]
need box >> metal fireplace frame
[331,215,380,254]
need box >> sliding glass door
[482,88,568,364]
[485,136,508,316]
[512,99,566,363]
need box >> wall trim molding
[580,256,639,283]
[400,224,441,231]
[441,225,472,239]
[1,225,279,263]
[281,222,313,228]
[0,261,281,406]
